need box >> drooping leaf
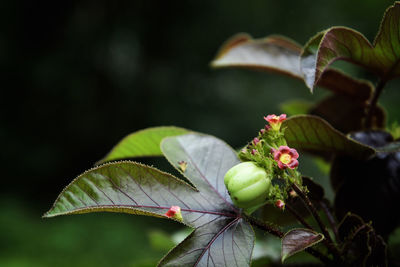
[281,228,324,262]
[158,216,254,267]
[158,133,255,266]
[44,161,229,224]
[211,34,303,79]
[45,133,256,267]
[211,34,373,98]
[97,126,188,164]
[283,115,375,159]
[301,2,400,90]
[310,94,385,133]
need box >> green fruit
[224,162,271,213]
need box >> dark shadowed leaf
[97,126,188,164]
[211,34,374,98]
[302,177,324,202]
[281,228,324,262]
[310,94,385,133]
[283,115,375,159]
[301,2,400,90]
[337,213,387,266]
[45,133,256,267]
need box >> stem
[243,213,284,238]
[286,203,313,230]
[243,214,333,265]
[365,79,387,129]
[291,183,341,260]
[319,201,339,242]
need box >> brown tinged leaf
[301,2,400,90]
[283,115,375,159]
[281,228,324,262]
[211,33,374,99]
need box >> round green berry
[224,162,271,213]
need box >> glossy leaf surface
[211,34,373,98]
[283,115,375,159]
[45,133,255,267]
[301,2,400,90]
[98,126,188,163]
[281,228,324,262]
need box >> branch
[291,183,341,260]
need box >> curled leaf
[212,33,374,98]
[301,2,400,90]
[281,228,324,262]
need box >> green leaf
[211,34,373,98]
[97,126,188,164]
[301,2,400,90]
[280,99,313,116]
[45,133,256,267]
[281,228,324,262]
[283,115,375,159]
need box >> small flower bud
[275,200,285,210]
[289,190,297,198]
[178,161,188,172]
[260,129,266,135]
[253,137,260,146]
[165,206,183,221]
[251,149,257,155]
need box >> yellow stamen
[279,154,291,164]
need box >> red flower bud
[165,206,183,221]
[253,137,260,145]
[275,200,285,210]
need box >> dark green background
[1,0,399,266]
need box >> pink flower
[165,206,182,221]
[264,114,287,131]
[271,145,299,169]
[275,200,285,210]
[251,149,257,155]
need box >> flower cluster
[232,113,302,213]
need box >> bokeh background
[2,0,400,266]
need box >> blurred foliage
[1,0,399,265]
